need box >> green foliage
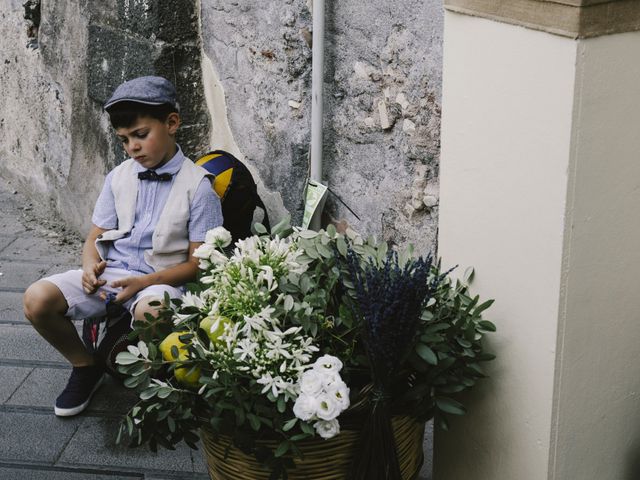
[115,221,497,477]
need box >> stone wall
[0,0,208,235]
[201,0,443,252]
[0,0,443,253]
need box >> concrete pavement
[0,178,208,480]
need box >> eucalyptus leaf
[416,344,438,365]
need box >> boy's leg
[130,284,184,339]
[23,280,95,367]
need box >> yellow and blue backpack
[196,150,270,243]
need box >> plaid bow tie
[138,170,172,181]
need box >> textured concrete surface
[201,0,443,252]
[0,180,208,479]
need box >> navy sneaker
[54,364,105,417]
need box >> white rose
[293,394,318,421]
[314,419,340,439]
[316,393,341,421]
[321,371,342,389]
[299,369,324,396]
[205,227,232,248]
[326,381,350,411]
[313,354,343,374]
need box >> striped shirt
[91,146,222,275]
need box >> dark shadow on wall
[86,0,210,168]
[625,433,640,480]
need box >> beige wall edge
[444,0,640,39]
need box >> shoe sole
[54,374,105,417]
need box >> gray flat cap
[104,76,179,110]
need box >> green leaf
[316,243,333,258]
[336,237,348,257]
[473,299,495,316]
[115,352,141,366]
[274,441,290,458]
[435,397,467,415]
[416,344,438,365]
[167,416,176,433]
[139,388,157,400]
[254,222,267,234]
[478,320,497,332]
[298,230,318,239]
[277,396,286,413]
[326,224,337,237]
[282,418,298,432]
[248,414,261,431]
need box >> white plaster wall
[550,31,640,480]
[435,12,577,479]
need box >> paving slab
[0,261,50,291]
[0,235,79,264]
[0,412,83,463]
[0,466,140,480]
[0,210,27,236]
[7,368,138,415]
[0,324,68,364]
[58,416,201,474]
[0,366,32,403]
[0,236,17,254]
[0,291,26,322]
[44,264,82,277]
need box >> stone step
[0,323,73,364]
[2,367,138,416]
[0,411,208,479]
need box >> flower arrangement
[116,219,496,478]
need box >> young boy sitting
[23,76,222,417]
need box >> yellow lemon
[199,315,232,344]
[174,365,201,386]
[159,331,200,386]
[159,331,190,361]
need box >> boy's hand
[108,276,147,304]
[81,260,107,294]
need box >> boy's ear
[166,112,181,134]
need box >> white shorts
[41,267,183,321]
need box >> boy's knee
[23,281,67,325]
[133,295,163,323]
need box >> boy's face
[115,113,180,170]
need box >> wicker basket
[200,415,425,480]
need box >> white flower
[314,419,340,439]
[193,243,216,259]
[299,369,324,396]
[209,249,229,266]
[292,394,318,421]
[313,354,343,375]
[205,227,232,248]
[316,393,341,421]
[326,381,350,410]
[181,291,205,309]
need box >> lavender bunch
[345,246,439,480]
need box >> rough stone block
[0,365,32,403]
[58,416,201,474]
[0,291,25,322]
[0,412,82,463]
[116,0,198,43]
[7,367,137,416]
[0,261,50,291]
[87,25,159,105]
[0,324,67,363]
